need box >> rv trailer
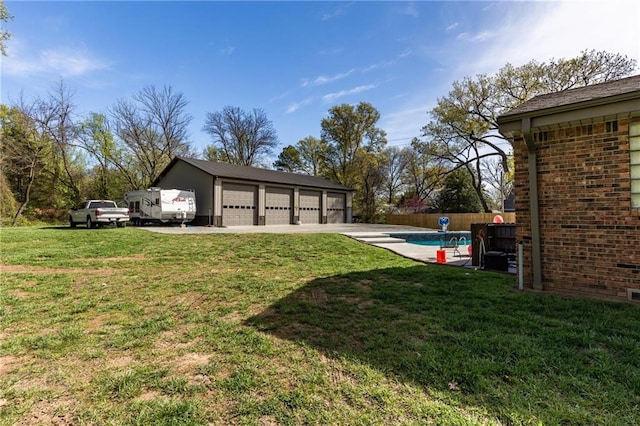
[124,188,196,225]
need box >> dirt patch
[356,279,373,291]
[81,255,147,263]
[135,390,161,402]
[8,289,31,300]
[1,264,71,275]
[0,355,21,377]
[1,255,147,275]
[309,287,328,304]
[107,356,135,369]
[15,398,78,426]
[174,353,211,374]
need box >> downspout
[521,117,543,290]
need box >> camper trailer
[124,188,196,225]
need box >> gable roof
[155,157,353,191]
[498,74,640,121]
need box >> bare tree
[203,106,278,167]
[403,138,445,205]
[30,81,84,204]
[381,146,409,205]
[482,156,513,211]
[110,85,193,188]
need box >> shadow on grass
[247,265,640,424]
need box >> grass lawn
[1,226,639,425]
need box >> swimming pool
[406,239,470,247]
[389,231,472,247]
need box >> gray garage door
[222,183,257,226]
[265,187,292,225]
[299,190,321,224]
[327,192,346,223]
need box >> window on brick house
[631,121,640,208]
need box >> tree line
[1,50,636,225]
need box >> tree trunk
[12,157,38,226]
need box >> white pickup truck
[70,200,130,228]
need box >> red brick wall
[514,118,640,301]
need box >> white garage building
[153,157,353,227]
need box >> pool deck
[340,230,474,268]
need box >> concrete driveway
[140,223,430,234]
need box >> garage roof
[156,157,353,191]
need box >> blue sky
[2,1,639,162]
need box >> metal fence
[386,213,516,231]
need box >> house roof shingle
[499,74,640,120]
[158,157,352,191]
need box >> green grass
[1,226,639,425]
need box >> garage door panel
[265,187,292,225]
[222,183,257,226]
[299,190,321,224]
[327,192,345,224]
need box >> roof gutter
[521,117,543,290]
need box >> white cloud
[302,69,355,87]
[220,46,235,56]
[384,0,640,147]
[380,104,432,146]
[3,41,109,78]
[40,49,108,77]
[321,4,348,21]
[446,22,459,32]
[322,84,376,103]
[398,2,419,18]
[461,1,640,76]
[286,97,313,114]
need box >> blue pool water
[389,231,472,247]
[407,239,470,247]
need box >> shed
[152,157,353,227]
[497,75,640,302]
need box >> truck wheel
[70,216,77,228]
[86,217,95,229]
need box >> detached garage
[153,157,353,227]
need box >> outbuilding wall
[514,117,640,301]
[154,161,214,226]
[155,159,353,227]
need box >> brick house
[497,75,640,302]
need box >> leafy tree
[422,50,637,211]
[273,136,327,175]
[1,2,13,56]
[353,149,387,222]
[402,138,445,207]
[203,106,278,167]
[110,85,193,188]
[0,104,51,225]
[77,113,126,199]
[0,168,17,223]
[320,102,386,188]
[273,145,303,173]
[320,102,387,222]
[435,168,482,213]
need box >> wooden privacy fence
[386,213,516,231]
